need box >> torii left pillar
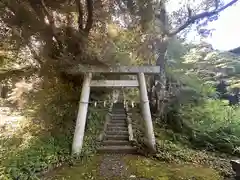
[72,73,92,155]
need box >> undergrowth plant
[165,61,240,156]
[177,99,240,155]
[0,78,106,180]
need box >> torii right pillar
[138,72,156,152]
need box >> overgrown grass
[0,79,106,180]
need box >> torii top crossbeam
[67,65,161,74]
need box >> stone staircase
[97,102,137,154]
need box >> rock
[230,160,240,177]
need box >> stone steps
[111,117,127,120]
[98,145,137,154]
[107,127,128,131]
[97,102,136,154]
[112,109,125,111]
[106,131,128,135]
[109,120,126,124]
[105,134,129,141]
[111,113,126,116]
[107,123,127,128]
[101,140,130,146]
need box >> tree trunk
[150,0,169,116]
[154,38,168,114]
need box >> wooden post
[138,72,156,151]
[72,73,92,155]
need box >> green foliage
[154,127,233,177]
[177,100,240,155]
[82,107,106,155]
[22,78,80,135]
[168,67,215,97]
[1,134,72,180]
[166,40,240,160]
[0,78,106,180]
[45,155,102,180]
[167,37,187,61]
[182,43,240,88]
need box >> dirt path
[99,154,128,179]
[99,154,151,180]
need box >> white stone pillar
[138,72,156,151]
[72,73,92,155]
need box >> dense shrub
[176,99,240,155]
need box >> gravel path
[99,154,128,179]
[99,154,152,180]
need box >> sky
[166,0,240,51]
[200,0,240,51]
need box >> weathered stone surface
[98,145,137,154]
[67,65,161,74]
[72,73,92,154]
[97,102,137,154]
[231,160,240,177]
[90,80,139,87]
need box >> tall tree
[114,0,239,114]
[0,0,238,99]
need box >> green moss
[46,155,102,180]
[45,154,223,180]
[124,156,222,180]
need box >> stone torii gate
[71,66,160,155]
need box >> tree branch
[76,0,83,31]
[40,0,63,49]
[84,0,93,34]
[187,6,192,20]
[214,0,219,10]
[168,0,239,36]
[40,0,55,28]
